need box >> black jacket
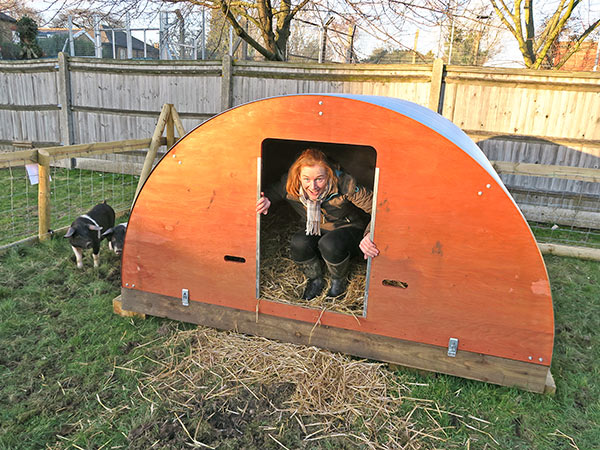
[265,171,373,233]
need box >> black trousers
[290,227,363,264]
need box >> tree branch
[532,0,579,68]
[534,0,569,53]
[217,0,278,60]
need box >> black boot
[299,257,325,300]
[325,255,351,297]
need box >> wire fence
[502,172,600,249]
[0,158,139,247]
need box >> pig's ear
[64,227,75,238]
[102,227,114,237]
[88,224,102,231]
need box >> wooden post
[57,52,74,146]
[170,105,186,138]
[166,103,175,149]
[428,58,445,114]
[133,104,171,205]
[412,30,419,64]
[538,243,600,261]
[37,149,51,241]
[221,54,233,111]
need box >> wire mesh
[501,172,600,249]
[0,165,38,246]
[48,157,139,233]
[0,156,140,247]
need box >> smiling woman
[257,148,378,300]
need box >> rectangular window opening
[258,138,377,318]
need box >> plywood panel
[123,95,554,368]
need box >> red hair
[286,149,337,199]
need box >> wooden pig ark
[121,94,554,393]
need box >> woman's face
[300,164,328,200]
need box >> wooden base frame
[122,288,553,393]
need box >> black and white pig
[101,222,127,256]
[64,202,115,269]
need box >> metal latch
[181,288,189,307]
[447,337,459,357]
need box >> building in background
[0,12,16,41]
[36,27,159,59]
[552,41,599,71]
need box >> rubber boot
[299,256,325,300]
[325,255,351,297]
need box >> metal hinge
[181,288,189,307]
[447,337,459,357]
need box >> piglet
[102,222,127,256]
[64,201,115,268]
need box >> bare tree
[164,0,311,61]
[0,0,43,22]
[50,8,125,29]
[489,0,600,69]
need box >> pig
[64,201,115,268]
[102,222,127,256]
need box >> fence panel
[68,59,222,143]
[231,61,433,107]
[0,60,61,149]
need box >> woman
[256,148,379,300]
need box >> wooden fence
[1,54,599,233]
[1,55,599,148]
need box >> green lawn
[0,236,599,449]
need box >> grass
[1,233,599,449]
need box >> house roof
[101,27,158,54]
[0,12,17,23]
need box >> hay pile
[137,327,441,449]
[260,203,366,316]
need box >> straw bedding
[259,203,366,316]
[137,327,429,449]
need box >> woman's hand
[359,235,379,259]
[256,192,271,215]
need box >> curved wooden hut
[121,94,554,392]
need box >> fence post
[221,54,233,111]
[133,104,171,205]
[170,105,186,137]
[428,58,445,114]
[166,104,175,149]
[57,52,74,146]
[38,150,51,241]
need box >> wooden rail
[0,138,167,169]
